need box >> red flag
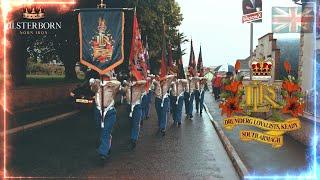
[188,39,196,77]
[129,13,146,80]
[197,46,204,77]
[177,43,186,79]
[235,60,241,74]
[168,42,173,73]
[159,42,167,79]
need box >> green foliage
[27,62,65,76]
[27,36,62,64]
[220,91,232,99]
[126,0,185,68]
[25,75,82,86]
[271,110,284,122]
[281,90,288,98]
[237,89,245,97]
[222,78,231,85]
[293,92,304,98]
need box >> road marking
[0,110,80,136]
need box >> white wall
[300,33,315,92]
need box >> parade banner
[78,10,124,75]
[224,116,301,148]
[240,130,283,148]
[129,13,146,81]
[224,116,301,131]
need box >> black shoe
[200,112,202,116]
[189,115,193,119]
[128,140,136,151]
[99,155,107,166]
[178,122,181,127]
[160,129,166,136]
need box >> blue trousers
[130,104,142,141]
[155,97,170,130]
[145,91,153,118]
[141,94,147,120]
[95,106,117,156]
[174,96,184,123]
[200,90,205,113]
[184,92,190,115]
[188,92,195,116]
[170,95,177,121]
[195,90,200,112]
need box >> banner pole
[100,75,105,128]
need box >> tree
[124,0,186,74]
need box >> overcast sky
[176,0,299,67]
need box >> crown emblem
[91,17,114,63]
[250,56,273,80]
[23,7,45,20]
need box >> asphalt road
[6,102,239,179]
[204,91,309,176]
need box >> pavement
[204,91,309,176]
[6,101,239,179]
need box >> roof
[238,56,251,70]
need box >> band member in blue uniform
[153,75,175,136]
[188,76,200,119]
[123,79,147,150]
[145,74,155,120]
[184,77,190,116]
[89,72,121,164]
[171,78,188,126]
[140,86,148,127]
[199,77,208,116]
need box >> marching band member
[195,73,202,114]
[188,76,201,119]
[184,77,190,117]
[145,74,155,120]
[89,72,121,164]
[153,75,175,136]
[140,83,148,127]
[199,77,208,116]
[171,77,188,126]
[123,78,147,150]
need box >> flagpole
[98,0,106,129]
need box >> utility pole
[250,23,253,56]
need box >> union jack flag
[272,7,314,33]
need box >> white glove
[89,78,95,85]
